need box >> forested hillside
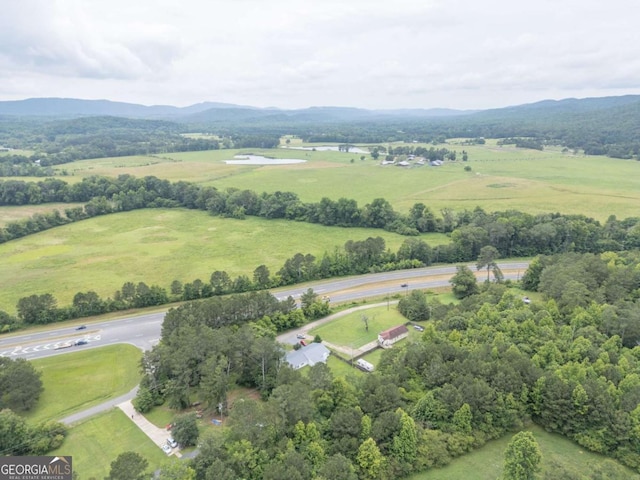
[1,95,640,163]
[133,250,640,479]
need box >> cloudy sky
[1,0,639,110]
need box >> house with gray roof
[285,343,331,370]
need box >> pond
[225,155,307,165]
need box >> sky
[1,0,639,111]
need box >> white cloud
[1,0,640,109]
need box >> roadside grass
[309,305,408,348]
[25,344,142,424]
[0,209,426,312]
[410,423,640,480]
[49,409,171,480]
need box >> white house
[378,325,409,348]
[285,343,330,370]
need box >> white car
[167,437,178,448]
[161,443,172,454]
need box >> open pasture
[0,209,427,312]
[410,424,640,480]
[0,202,84,226]
[46,142,640,222]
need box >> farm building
[378,324,409,348]
[285,343,330,370]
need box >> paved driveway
[118,400,181,458]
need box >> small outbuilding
[378,325,409,348]
[285,343,330,370]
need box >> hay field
[0,208,441,312]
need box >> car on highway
[400,283,408,288]
[75,325,87,330]
[74,339,88,346]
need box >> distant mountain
[0,97,474,122]
[0,98,252,118]
[472,94,640,119]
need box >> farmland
[0,209,438,312]
[43,141,640,221]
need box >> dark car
[400,283,408,288]
[74,339,88,346]
[75,325,87,330]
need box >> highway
[0,261,529,360]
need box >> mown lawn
[49,409,171,480]
[410,424,640,480]
[309,305,408,348]
[25,344,142,424]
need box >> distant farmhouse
[285,343,330,370]
[378,325,409,348]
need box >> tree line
[3,174,640,253]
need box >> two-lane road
[0,262,529,360]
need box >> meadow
[410,424,640,480]
[45,140,640,221]
[3,140,638,313]
[0,209,431,312]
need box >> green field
[25,344,142,424]
[309,305,408,348]
[410,424,640,480]
[0,209,430,312]
[49,409,171,479]
[47,142,640,221]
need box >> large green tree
[450,265,479,299]
[171,412,199,447]
[502,431,542,480]
[106,451,148,480]
[0,357,44,412]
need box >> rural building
[378,324,409,348]
[356,358,374,372]
[285,343,330,370]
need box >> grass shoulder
[25,344,142,424]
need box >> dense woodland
[127,250,640,479]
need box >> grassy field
[43,142,640,222]
[410,424,640,480]
[0,209,433,312]
[0,202,84,226]
[25,344,142,424]
[309,305,408,348]
[49,409,171,479]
